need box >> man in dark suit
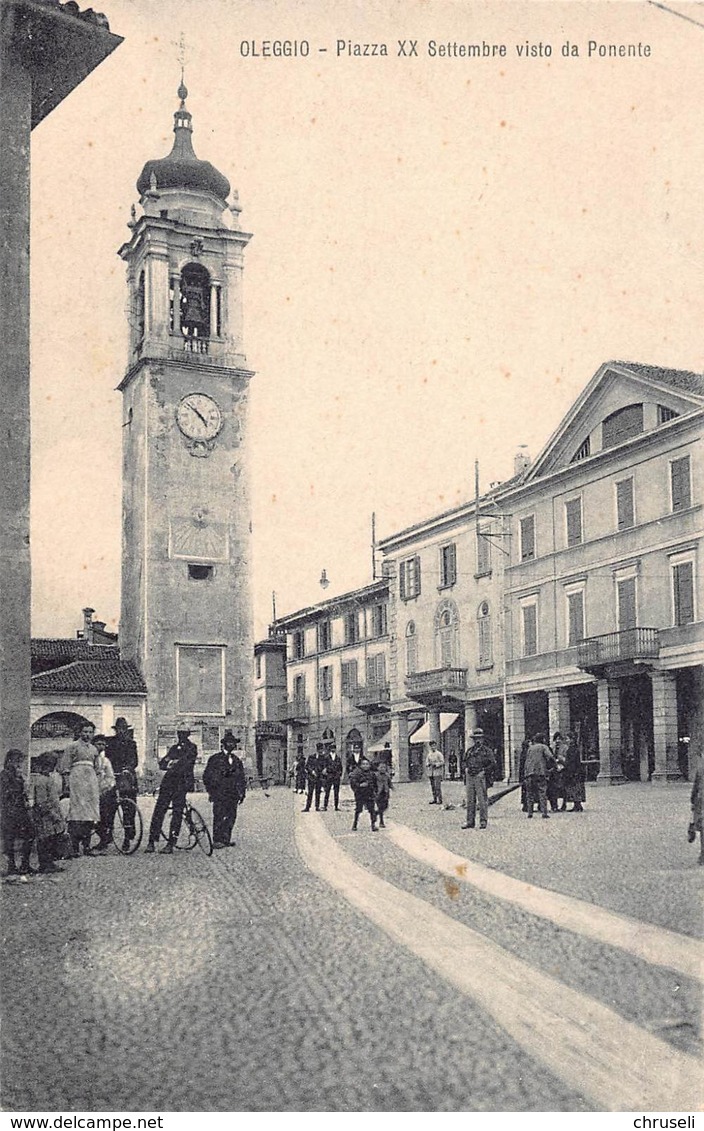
[203,730,247,848]
[302,744,325,812]
[145,728,198,853]
[103,716,139,847]
[322,745,343,811]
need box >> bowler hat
[113,717,129,730]
[176,727,191,736]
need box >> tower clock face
[176,393,223,441]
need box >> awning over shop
[368,730,392,752]
[409,713,459,744]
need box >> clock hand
[190,405,208,426]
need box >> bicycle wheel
[185,803,213,856]
[113,798,143,855]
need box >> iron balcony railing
[405,667,468,698]
[577,627,660,669]
[277,697,310,723]
[353,683,391,711]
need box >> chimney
[514,448,531,477]
[81,607,95,643]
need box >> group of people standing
[295,742,393,831]
[519,731,585,818]
[0,717,138,878]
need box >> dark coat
[159,740,198,792]
[0,767,33,837]
[327,754,343,782]
[105,733,138,776]
[461,742,495,780]
[306,753,326,783]
[203,750,246,803]
[349,765,376,797]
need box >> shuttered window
[617,577,637,630]
[439,543,457,587]
[602,403,644,449]
[292,630,305,660]
[567,590,585,646]
[319,666,333,700]
[670,456,692,513]
[341,660,358,697]
[399,555,421,599]
[476,527,491,575]
[344,612,358,645]
[293,674,306,703]
[565,498,583,547]
[370,604,387,637]
[520,515,536,562]
[616,478,635,530]
[317,620,331,652]
[366,653,386,686]
[522,602,537,657]
[673,561,695,626]
[477,602,492,667]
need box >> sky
[29,0,704,641]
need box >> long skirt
[68,761,100,823]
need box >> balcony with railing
[277,697,311,724]
[353,683,391,714]
[577,628,660,673]
[404,667,468,707]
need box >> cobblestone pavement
[1,781,701,1112]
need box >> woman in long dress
[58,723,100,856]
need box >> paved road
[1,781,701,1112]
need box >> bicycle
[93,773,143,856]
[159,798,213,856]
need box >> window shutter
[565,499,582,547]
[366,656,376,685]
[523,605,537,656]
[567,591,584,645]
[673,562,694,626]
[671,457,691,512]
[616,479,634,530]
[520,516,535,561]
[399,562,407,600]
[477,528,491,574]
[376,654,386,684]
[414,555,421,596]
[617,577,637,630]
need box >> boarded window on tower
[176,645,225,715]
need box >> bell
[182,284,205,326]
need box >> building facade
[375,360,703,785]
[0,1,121,761]
[254,631,287,783]
[379,475,514,781]
[274,580,392,773]
[117,83,254,773]
[29,608,146,765]
[501,361,704,783]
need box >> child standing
[1,750,35,878]
[32,753,66,874]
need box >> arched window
[434,599,459,668]
[477,601,492,668]
[135,270,145,343]
[180,262,210,339]
[405,621,418,674]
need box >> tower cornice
[117,355,256,394]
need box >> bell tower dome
[117,84,254,769]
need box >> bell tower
[118,82,254,767]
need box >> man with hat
[104,717,139,848]
[145,727,198,853]
[203,730,247,849]
[460,727,496,830]
[322,744,343,811]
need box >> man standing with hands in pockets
[203,731,247,849]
